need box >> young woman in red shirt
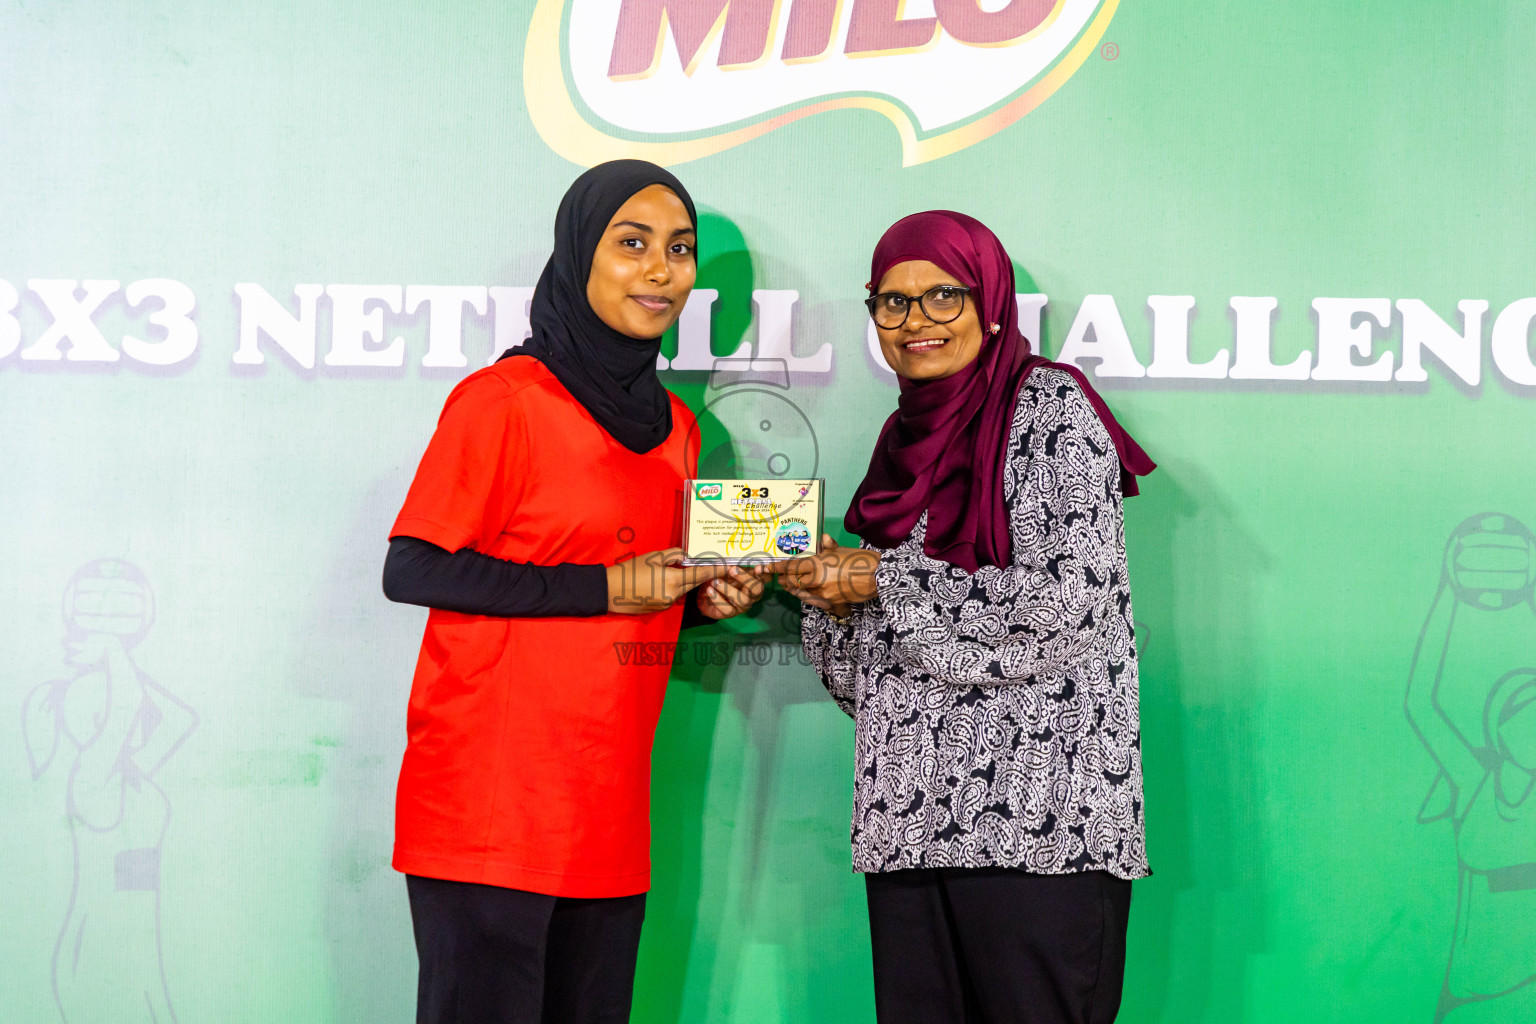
[383,160,764,1024]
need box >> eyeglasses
[865,285,971,329]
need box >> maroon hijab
[845,211,1155,572]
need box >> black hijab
[502,159,697,454]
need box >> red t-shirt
[389,356,696,898]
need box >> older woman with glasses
[777,211,1155,1024]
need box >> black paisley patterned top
[802,367,1149,880]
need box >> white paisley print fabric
[803,367,1149,881]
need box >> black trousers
[406,874,647,1024]
[864,867,1132,1024]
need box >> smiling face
[872,260,985,381]
[586,184,697,339]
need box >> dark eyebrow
[610,220,696,238]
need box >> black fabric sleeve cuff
[679,590,711,630]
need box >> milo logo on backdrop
[524,0,1118,166]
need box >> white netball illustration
[21,559,197,1024]
[1407,514,1536,1021]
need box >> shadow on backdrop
[639,210,868,1021]
[1120,460,1271,1023]
[632,206,759,1024]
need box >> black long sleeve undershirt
[383,536,608,617]
[382,536,712,627]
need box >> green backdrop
[4,3,1536,1022]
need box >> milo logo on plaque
[695,482,724,499]
[525,0,1119,166]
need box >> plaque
[681,479,825,565]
